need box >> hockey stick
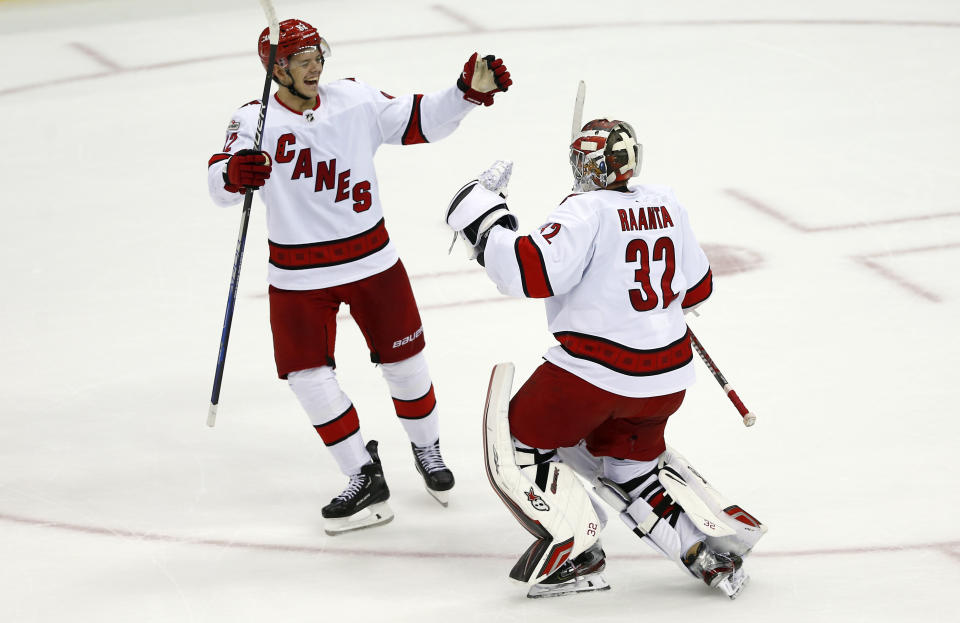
[571,80,585,141]
[688,328,757,427]
[207,0,279,428]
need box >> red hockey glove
[223,149,272,192]
[457,52,512,106]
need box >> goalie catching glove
[223,149,272,193]
[457,52,512,106]
[446,160,518,265]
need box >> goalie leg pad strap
[483,363,600,584]
[658,446,768,555]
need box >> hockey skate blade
[526,572,610,599]
[717,568,749,600]
[425,486,450,507]
[323,502,394,536]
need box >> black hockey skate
[411,439,455,506]
[322,440,393,535]
[526,542,610,599]
[682,541,749,599]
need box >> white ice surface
[1,1,958,621]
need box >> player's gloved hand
[477,159,512,197]
[223,149,272,192]
[446,160,519,264]
[457,53,512,106]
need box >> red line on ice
[725,189,960,232]
[853,243,960,302]
[2,19,959,97]
[2,511,958,562]
[69,42,123,71]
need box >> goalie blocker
[482,363,602,586]
[445,161,518,264]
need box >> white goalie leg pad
[556,442,603,482]
[658,446,767,556]
[556,442,611,530]
[587,473,693,570]
[483,363,600,585]
[559,443,684,562]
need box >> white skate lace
[333,473,367,501]
[414,442,447,473]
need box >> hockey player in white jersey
[446,120,765,597]
[207,18,512,535]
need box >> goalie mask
[570,119,642,192]
[258,18,331,70]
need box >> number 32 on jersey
[626,237,678,311]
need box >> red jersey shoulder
[559,192,585,206]
[240,99,261,108]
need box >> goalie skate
[322,440,394,536]
[526,542,610,599]
[716,566,749,599]
[411,440,455,507]
[682,541,748,599]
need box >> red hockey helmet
[569,119,642,191]
[258,19,331,70]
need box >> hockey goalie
[445,121,766,598]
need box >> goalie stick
[688,328,756,427]
[207,0,279,428]
[571,80,585,141]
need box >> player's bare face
[288,50,324,97]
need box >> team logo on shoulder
[526,487,550,512]
[227,120,241,132]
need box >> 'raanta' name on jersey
[617,205,675,232]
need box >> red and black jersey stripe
[554,329,693,376]
[314,404,360,446]
[392,385,437,420]
[682,268,713,309]
[268,219,390,269]
[402,94,428,145]
[208,153,231,168]
[514,236,553,298]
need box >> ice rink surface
[1,0,958,620]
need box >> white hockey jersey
[208,79,475,290]
[483,184,713,397]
